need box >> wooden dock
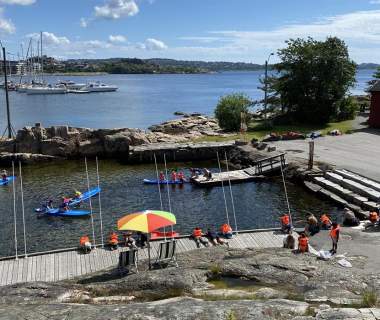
[0,229,286,287]
[192,153,286,187]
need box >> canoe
[68,187,101,206]
[0,176,15,186]
[143,179,187,185]
[36,208,91,217]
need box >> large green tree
[269,37,357,124]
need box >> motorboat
[26,84,67,95]
[57,80,86,90]
[85,81,118,92]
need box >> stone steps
[334,169,380,193]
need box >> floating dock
[192,153,286,187]
[0,229,286,287]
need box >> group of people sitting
[281,212,341,255]
[191,223,233,248]
[79,231,148,253]
[159,170,186,182]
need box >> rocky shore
[1,245,379,319]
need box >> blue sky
[1,0,380,62]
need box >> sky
[1,0,380,62]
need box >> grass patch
[304,306,316,317]
[361,289,378,308]
[225,310,237,320]
[198,293,256,301]
[209,264,223,278]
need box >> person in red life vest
[369,212,379,226]
[171,170,177,182]
[219,223,233,239]
[320,214,332,230]
[108,232,119,251]
[280,213,292,234]
[177,171,185,182]
[298,232,309,253]
[79,235,92,253]
[191,227,209,248]
[329,222,340,254]
[159,171,165,182]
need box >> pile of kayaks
[35,187,100,217]
[0,176,15,186]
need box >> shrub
[362,289,378,307]
[215,93,252,131]
[336,96,359,121]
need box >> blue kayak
[68,187,101,207]
[36,207,91,217]
[143,179,187,185]
[0,176,15,186]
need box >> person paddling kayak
[1,170,7,182]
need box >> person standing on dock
[329,223,340,254]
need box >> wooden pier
[0,229,286,287]
[192,153,286,187]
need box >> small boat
[150,231,180,240]
[85,81,118,92]
[35,207,91,217]
[26,84,67,95]
[57,80,86,90]
[68,187,101,207]
[0,176,15,186]
[143,179,187,185]
[67,89,90,94]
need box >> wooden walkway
[0,229,286,287]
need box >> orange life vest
[281,215,290,225]
[80,236,89,246]
[298,236,309,252]
[320,214,331,225]
[369,212,378,223]
[221,224,232,234]
[330,225,340,239]
[193,228,202,237]
[109,233,118,245]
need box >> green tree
[268,37,357,124]
[215,93,252,131]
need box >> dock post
[308,141,315,170]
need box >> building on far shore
[369,81,380,128]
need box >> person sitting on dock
[343,208,360,227]
[178,171,185,182]
[108,232,119,250]
[369,212,379,226]
[79,235,92,253]
[206,227,228,246]
[1,169,7,182]
[280,213,292,234]
[136,231,148,248]
[297,233,309,253]
[123,232,137,249]
[305,214,319,236]
[191,227,209,248]
[283,231,296,250]
[220,223,233,239]
[171,170,177,182]
[320,214,332,230]
[329,222,340,254]
[159,171,165,182]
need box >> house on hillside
[369,81,380,128]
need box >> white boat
[85,82,118,92]
[57,80,86,90]
[26,84,67,95]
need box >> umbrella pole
[147,233,152,270]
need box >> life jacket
[159,173,165,181]
[369,212,378,223]
[281,215,290,225]
[80,236,89,246]
[221,224,232,234]
[109,233,118,245]
[320,214,331,225]
[193,228,202,237]
[298,236,309,252]
[330,225,340,239]
[171,172,177,180]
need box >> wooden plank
[68,251,74,279]
[2,260,10,285]
[75,251,82,277]
[54,252,59,282]
[6,260,15,285]
[16,258,24,284]
[49,254,55,282]
[44,254,52,282]
[246,233,261,248]
[26,255,33,282]
[58,252,65,281]
[22,257,29,283]
[0,261,5,286]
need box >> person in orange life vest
[171,170,177,182]
[280,213,292,234]
[329,222,340,254]
[108,232,119,251]
[219,223,233,239]
[79,235,92,253]
[191,227,209,248]
[369,212,379,225]
[320,214,332,230]
[177,171,185,182]
[159,171,165,182]
[298,233,309,253]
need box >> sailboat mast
[40,31,43,82]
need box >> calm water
[0,160,343,257]
[0,69,374,130]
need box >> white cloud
[142,38,168,50]
[370,0,380,4]
[0,8,14,33]
[27,31,70,45]
[109,34,127,43]
[94,0,139,19]
[80,17,88,28]
[0,0,35,5]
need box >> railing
[253,153,286,175]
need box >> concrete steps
[308,170,380,219]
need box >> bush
[336,96,359,121]
[361,289,378,307]
[215,93,252,131]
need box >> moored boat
[85,81,118,92]
[26,84,67,95]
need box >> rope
[12,161,18,259]
[224,152,238,233]
[280,160,292,226]
[216,151,230,225]
[18,162,27,257]
[163,153,174,238]
[153,153,164,211]
[95,157,104,248]
[85,157,96,247]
